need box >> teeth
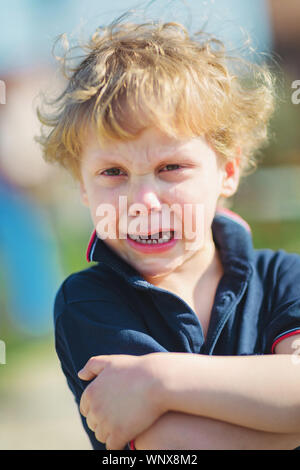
[128,231,173,244]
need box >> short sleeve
[54,274,168,450]
[263,251,300,354]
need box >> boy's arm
[148,341,300,435]
[135,337,300,450]
[134,411,300,450]
[77,337,300,449]
[54,277,169,451]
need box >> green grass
[0,336,54,383]
[250,220,300,254]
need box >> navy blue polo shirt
[54,209,300,450]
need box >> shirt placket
[134,280,205,354]
[201,264,253,355]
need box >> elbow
[134,411,201,450]
[273,405,300,434]
[288,406,300,434]
[134,427,179,450]
[134,412,190,450]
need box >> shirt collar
[86,208,254,288]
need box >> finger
[95,424,108,444]
[86,413,98,432]
[78,355,109,380]
[106,433,125,451]
[79,390,90,417]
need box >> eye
[101,167,126,176]
[160,164,182,172]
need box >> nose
[142,192,161,212]
[128,180,162,215]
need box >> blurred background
[0,0,299,450]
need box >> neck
[144,229,222,291]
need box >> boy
[37,18,300,450]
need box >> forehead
[82,126,210,165]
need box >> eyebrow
[93,150,196,166]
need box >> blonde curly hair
[36,16,276,182]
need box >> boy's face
[79,126,240,280]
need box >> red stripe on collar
[216,207,251,233]
[86,229,97,262]
[271,329,300,354]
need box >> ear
[219,155,241,199]
[79,180,89,207]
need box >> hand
[78,353,168,450]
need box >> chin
[136,261,180,281]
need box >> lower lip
[126,234,178,253]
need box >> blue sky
[0,0,272,74]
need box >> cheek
[170,179,219,234]
[167,185,200,235]
[172,172,221,203]
[169,181,205,206]
[88,187,121,230]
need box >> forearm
[135,411,300,450]
[148,353,300,433]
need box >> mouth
[126,229,178,253]
[127,230,175,244]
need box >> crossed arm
[78,334,300,450]
[134,412,300,450]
